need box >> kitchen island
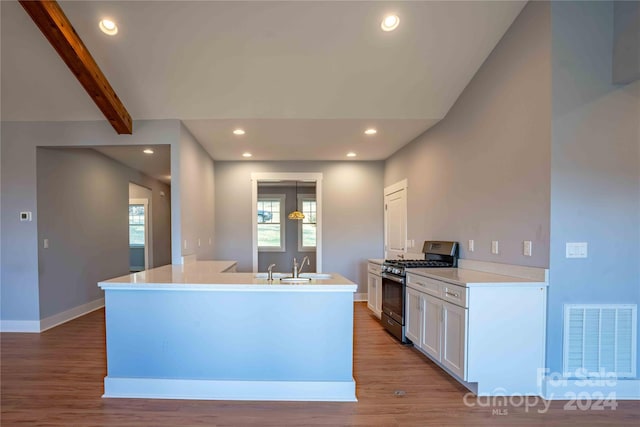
[98,261,358,401]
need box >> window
[298,196,317,251]
[129,204,145,246]
[257,194,285,251]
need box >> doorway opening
[251,173,323,273]
[129,183,152,272]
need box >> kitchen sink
[279,277,312,283]
[254,272,288,279]
[299,273,332,279]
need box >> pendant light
[288,181,305,220]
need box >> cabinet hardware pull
[445,291,459,298]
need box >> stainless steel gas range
[381,241,459,343]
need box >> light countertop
[368,258,385,265]
[408,268,548,287]
[99,260,357,292]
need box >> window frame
[297,194,317,252]
[128,202,146,248]
[257,194,286,252]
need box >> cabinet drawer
[441,283,467,308]
[406,274,441,297]
[368,263,382,275]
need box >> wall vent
[563,304,637,378]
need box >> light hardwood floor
[2,302,638,426]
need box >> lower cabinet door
[441,301,467,380]
[367,272,382,318]
[367,272,377,313]
[375,274,383,316]
[405,287,423,344]
[421,294,442,360]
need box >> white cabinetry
[367,262,383,318]
[406,270,547,396]
[406,274,467,379]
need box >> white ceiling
[94,145,171,184]
[1,0,526,162]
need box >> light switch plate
[491,240,499,254]
[523,241,532,256]
[468,240,474,252]
[566,242,588,258]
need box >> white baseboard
[0,320,41,333]
[103,377,357,402]
[542,376,640,400]
[2,298,105,333]
[39,298,105,332]
[353,292,367,302]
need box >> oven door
[381,273,404,325]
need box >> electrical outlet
[184,240,188,250]
[209,237,212,245]
[491,240,499,255]
[43,239,49,249]
[523,241,532,256]
[468,240,474,252]
[198,238,201,247]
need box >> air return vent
[563,304,637,378]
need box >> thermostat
[20,211,32,222]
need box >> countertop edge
[99,283,358,292]
[407,268,549,287]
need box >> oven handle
[382,273,404,284]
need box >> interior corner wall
[214,161,384,294]
[384,1,552,267]
[176,123,215,263]
[36,148,171,319]
[0,120,180,323]
[549,1,640,375]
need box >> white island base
[99,262,357,402]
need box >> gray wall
[549,1,640,374]
[257,184,316,272]
[613,1,640,84]
[385,1,551,267]
[173,124,215,263]
[36,148,171,319]
[214,161,384,292]
[1,120,179,322]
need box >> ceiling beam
[19,0,132,134]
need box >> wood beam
[19,0,132,134]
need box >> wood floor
[2,302,638,426]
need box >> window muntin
[257,194,285,251]
[129,204,145,246]
[298,197,316,251]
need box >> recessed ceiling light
[233,129,246,135]
[364,128,377,135]
[99,19,118,36]
[346,152,357,158]
[143,148,154,154]
[381,15,400,32]
[242,152,252,158]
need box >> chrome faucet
[292,257,299,278]
[267,263,276,281]
[292,256,310,278]
[299,256,310,275]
